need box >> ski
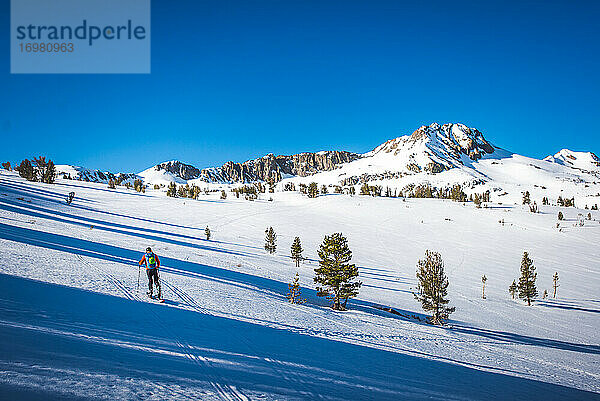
[147,293,165,303]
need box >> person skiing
[139,247,161,299]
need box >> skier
[139,247,161,299]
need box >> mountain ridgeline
[152,150,360,184]
[52,123,600,203]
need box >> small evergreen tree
[108,179,116,189]
[220,190,227,199]
[42,160,56,184]
[290,236,303,267]
[134,179,144,193]
[205,226,211,240]
[321,185,328,194]
[481,275,487,299]
[558,211,564,221]
[314,233,361,310]
[307,182,319,198]
[413,250,455,325]
[264,227,277,254]
[509,280,517,299]
[552,272,559,298]
[17,159,36,181]
[529,202,538,213]
[287,273,306,304]
[360,183,370,195]
[32,156,48,182]
[543,289,548,299]
[518,252,538,306]
[166,182,177,197]
[474,193,482,208]
[522,191,531,205]
[1,161,11,171]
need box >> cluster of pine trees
[15,157,56,184]
[360,183,382,197]
[232,185,259,200]
[166,183,206,199]
[400,183,468,202]
[498,253,561,305]
[557,196,575,207]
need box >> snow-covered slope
[138,160,190,186]
[0,170,599,399]
[544,149,600,173]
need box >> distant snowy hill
[543,149,600,173]
[55,165,137,184]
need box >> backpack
[146,252,156,268]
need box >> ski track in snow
[0,172,599,400]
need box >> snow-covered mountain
[543,149,600,173]
[55,164,137,184]
[53,122,600,207]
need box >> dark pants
[147,268,160,296]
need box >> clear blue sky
[1,0,599,172]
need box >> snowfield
[0,170,599,400]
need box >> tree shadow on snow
[0,273,597,401]
[1,222,598,359]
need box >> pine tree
[166,182,177,197]
[474,193,482,208]
[16,159,35,181]
[290,236,303,267]
[558,211,564,221]
[1,161,11,171]
[413,250,455,325]
[205,226,211,240]
[134,179,144,193]
[522,191,531,205]
[264,227,277,254]
[314,233,361,310]
[552,272,559,298]
[42,160,56,184]
[509,280,517,299]
[518,252,538,306]
[287,273,306,304]
[108,179,116,189]
[481,275,487,299]
[32,156,48,182]
[220,190,227,199]
[360,183,370,195]
[307,182,319,198]
[321,185,328,194]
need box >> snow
[0,170,599,400]
[138,163,188,186]
[544,149,600,173]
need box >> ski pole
[137,264,140,292]
[157,268,163,299]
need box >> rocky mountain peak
[154,161,201,180]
